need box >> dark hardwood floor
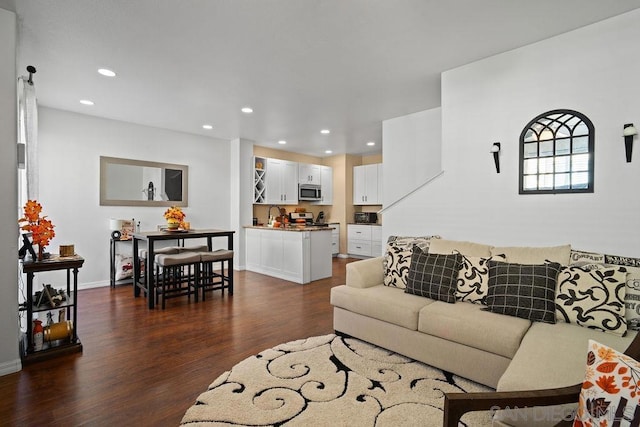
[1,257,357,426]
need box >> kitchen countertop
[347,223,382,226]
[244,225,335,232]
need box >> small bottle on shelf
[33,319,44,351]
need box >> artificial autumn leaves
[19,200,55,248]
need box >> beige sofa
[330,239,638,401]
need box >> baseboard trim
[78,280,110,290]
[0,358,22,376]
[337,253,349,259]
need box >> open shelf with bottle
[20,255,84,364]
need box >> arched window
[519,109,594,194]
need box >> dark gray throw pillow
[485,260,562,323]
[405,246,463,303]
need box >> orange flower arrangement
[19,200,56,252]
[163,206,185,224]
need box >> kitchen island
[245,226,333,284]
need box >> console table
[132,229,235,309]
[20,255,84,364]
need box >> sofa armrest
[443,385,579,427]
[346,256,384,289]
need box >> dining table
[132,228,235,309]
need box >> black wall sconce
[623,123,638,163]
[490,142,501,173]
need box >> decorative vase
[38,245,44,261]
[167,221,179,230]
[33,319,44,351]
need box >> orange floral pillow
[574,340,640,426]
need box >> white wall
[0,8,20,375]
[229,138,254,270]
[37,107,232,287]
[384,9,640,257]
[382,108,442,207]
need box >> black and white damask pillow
[383,235,440,289]
[571,249,640,331]
[555,264,628,336]
[455,255,505,305]
[405,247,463,303]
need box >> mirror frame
[99,156,189,207]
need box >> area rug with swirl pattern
[181,334,494,426]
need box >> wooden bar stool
[199,250,234,300]
[154,252,200,309]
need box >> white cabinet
[246,228,332,284]
[329,223,340,256]
[265,158,298,205]
[372,225,383,257]
[298,163,322,184]
[353,163,382,205]
[347,224,383,257]
[313,165,333,205]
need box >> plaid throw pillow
[405,246,463,303]
[485,260,562,323]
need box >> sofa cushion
[405,247,463,303]
[485,261,562,324]
[418,301,531,359]
[428,238,492,257]
[555,264,627,336]
[456,254,506,304]
[490,244,571,265]
[383,235,440,289]
[497,322,637,392]
[330,284,434,330]
[574,340,640,425]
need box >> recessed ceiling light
[202,124,213,130]
[241,107,253,114]
[79,99,94,106]
[278,140,287,145]
[325,150,333,154]
[320,129,330,134]
[367,141,375,146]
[98,68,116,77]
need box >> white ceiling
[7,0,640,156]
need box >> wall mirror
[100,156,188,207]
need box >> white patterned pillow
[455,255,505,304]
[383,235,440,289]
[555,264,627,336]
[115,254,134,281]
[571,249,640,331]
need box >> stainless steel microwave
[354,212,378,224]
[299,184,322,201]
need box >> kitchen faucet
[268,205,282,225]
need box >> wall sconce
[490,142,501,173]
[623,123,637,163]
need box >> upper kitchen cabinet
[298,163,322,184]
[253,157,298,205]
[353,163,382,205]
[313,165,333,205]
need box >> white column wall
[0,8,20,375]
